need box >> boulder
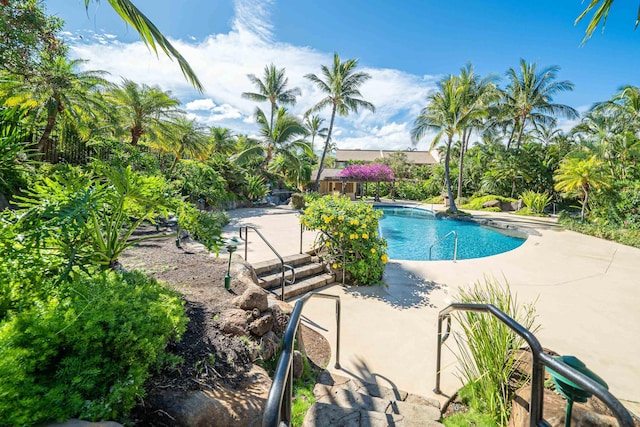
[233,285,268,311]
[218,308,252,336]
[271,304,290,333]
[248,312,274,337]
[482,199,501,208]
[268,298,294,314]
[143,364,271,426]
[509,385,619,427]
[260,331,280,361]
[292,350,304,380]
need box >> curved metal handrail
[435,303,634,427]
[262,292,341,427]
[240,225,292,301]
[429,230,458,262]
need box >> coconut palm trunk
[314,105,337,190]
[444,134,457,212]
[37,109,59,157]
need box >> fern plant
[520,190,552,214]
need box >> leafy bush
[559,215,640,249]
[178,205,228,252]
[394,180,432,201]
[300,195,387,285]
[244,174,269,201]
[460,195,516,211]
[453,277,539,425]
[519,190,551,215]
[290,192,305,210]
[171,160,230,207]
[615,186,640,229]
[0,270,186,425]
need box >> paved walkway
[222,203,640,415]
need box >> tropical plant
[1,56,111,158]
[0,106,32,195]
[453,277,539,425]
[300,195,387,286]
[83,0,203,90]
[163,117,210,174]
[519,190,552,215]
[303,113,328,155]
[107,78,181,146]
[242,63,301,129]
[501,59,578,150]
[210,126,236,155]
[0,269,186,424]
[244,174,269,201]
[575,0,640,43]
[554,155,611,221]
[233,106,311,175]
[305,53,375,189]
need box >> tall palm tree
[107,79,180,146]
[595,85,640,132]
[412,75,471,212]
[233,107,311,175]
[502,59,578,150]
[154,116,209,174]
[0,56,110,157]
[305,53,375,189]
[454,63,498,199]
[303,113,328,155]
[555,155,611,221]
[242,64,301,130]
[84,0,203,91]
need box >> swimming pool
[376,206,526,261]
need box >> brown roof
[335,149,436,165]
[310,168,353,181]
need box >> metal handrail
[240,225,293,301]
[429,230,458,261]
[435,303,634,427]
[262,293,341,427]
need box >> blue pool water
[377,206,526,261]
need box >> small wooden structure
[311,168,358,199]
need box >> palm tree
[454,63,498,199]
[502,59,578,150]
[210,126,236,155]
[156,117,209,174]
[233,107,311,176]
[595,85,640,132]
[0,56,111,158]
[412,75,471,212]
[305,53,375,190]
[575,0,640,43]
[242,64,301,129]
[303,113,328,155]
[555,155,610,221]
[107,79,180,146]
[84,0,203,91]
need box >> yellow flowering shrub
[300,195,387,285]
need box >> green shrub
[520,191,551,215]
[559,215,640,249]
[171,160,230,208]
[0,270,186,425]
[300,195,387,286]
[290,193,305,210]
[453,277,539,425]
[461,195,516,211]
[178,205,228,252]
[244,174,269,201]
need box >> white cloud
[66,0,439,150]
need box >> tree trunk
[37,109,59,159]
[314,105,337,191]
[515,116,527,150]
[130,125,144,146]
[581,185,589,221]
[444,134,457,212]
[456,130,469,200]
[506,120,518,150]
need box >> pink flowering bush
[300,195,388,286]
[338,163,394,182]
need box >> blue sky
[45,0,640,150]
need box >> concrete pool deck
[222,202,640,415]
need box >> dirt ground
[119,225,330,424]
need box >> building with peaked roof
[335,149,437,166]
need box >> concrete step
[270,274,336,300]
[258,262,326,289]
[303,370,443,427]
[252,253,311,276]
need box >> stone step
[303,370,443,427]
[258,262,326,289]
[269,274,336,300]
[252,253,311,276]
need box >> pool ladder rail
[429,230,458,262]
